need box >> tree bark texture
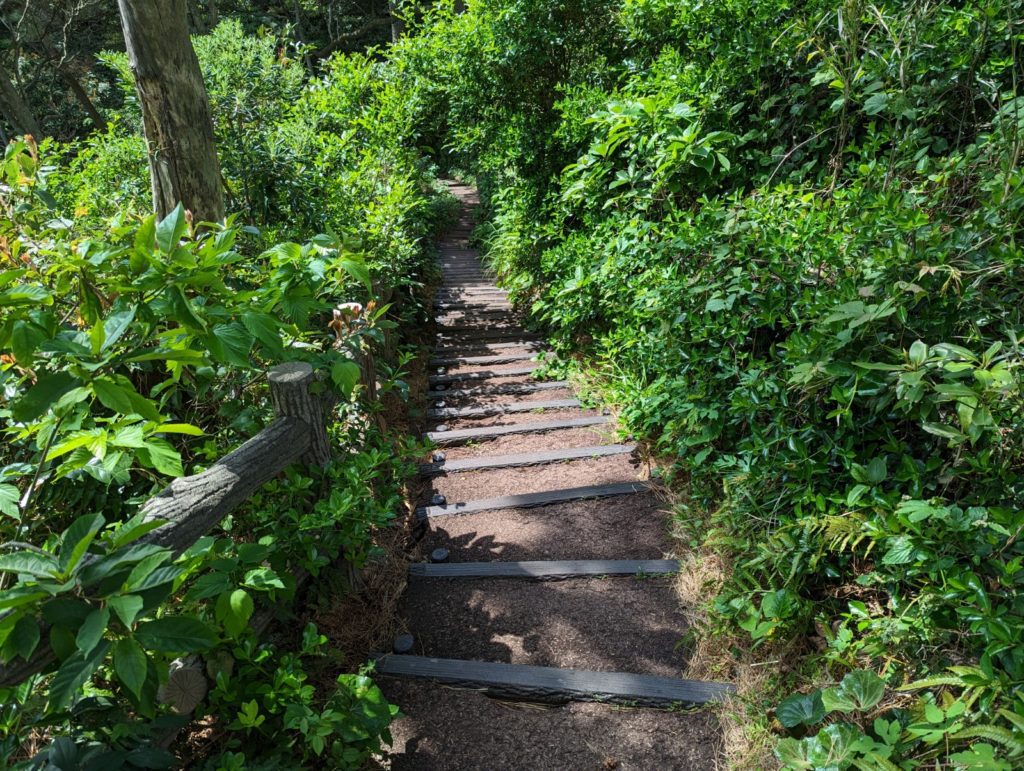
[0,63,42,138]
[116,0,225,223]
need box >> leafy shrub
[391,0,1024,766]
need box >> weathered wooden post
[268,361,331,465]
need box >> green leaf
[156,203,188,253]
[134,617,217,652]
[48,639,110,711]
[11,320,46,364]
[0,483,20,519]
[11,372,82,422]
[11,614,40,660]
[206,322,252,367]
[863,92,890,116]
[125,552,171,591]
[101,305,138,353]
[135,439,183,477]
[91,377,134,415]
[0,284,52,308]
[776,690,826,728]
[113,637,148,699]
[331,360,361,396]
[75,607,109,655]
[882,536,917,565]
[241,312,284,357]
[216,588,254,638]
[155,423,205,437]
[829,669,885,711]
[58,513,105,575]
[108,594,144,628]
[0,551,60,578]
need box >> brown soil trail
[378,183,730,770]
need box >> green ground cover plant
[0,20,452,766]
[388,0,1024,767]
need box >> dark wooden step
[426,398,579,420]
[435,380,568,398]
[419,443,636,475]
[433,341,541,358]
[434,301,513,311]
[429,351,538,367]
[428,366,539,386]
[416,480,646,518]
[410,559,678,580]
[427,415,610,445]
[373,655,734,708]
[436,329,539,343]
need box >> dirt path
[378,183,729,770]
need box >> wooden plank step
[429,351,537,367]
[419,443,636,475]
[409,559,678,579]
[435,380,568,397]
[433,342,542,357]
[415,480,646,517]
[373,655,734,707]
[436,329,538,342]
[428,366,538,386]
[426,398,578,420]
[434,301,513,311]
[427,415,610,445]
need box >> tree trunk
[116,0,225,223]
[0,62,42,138]
[388,0,405,42]
[58,68,105,129]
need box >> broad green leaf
[828,669,885,711]
[0,483,19,519]
[241,312,284,356]
[135,439,183,477]
[156,203,187,253]
[217,588,254,638]
[0,551,60,578]
[207,323,252,368]
[47,639,110,710]
[108,594,144,628]
[154,423,205,437]
[91,378,134,415]
[133,617,217,652]
[101,305,138,353]
[882,536,917,565]
[58,513,105,574]
[331,360,361,396]
[0,284,52,308]
[10,614,40,660]
[75,607,109,655]
[113,637,148,699]
[11,320,46,364]
[125,552,171,591]
[11,372,82,422]
[776,690,826,728]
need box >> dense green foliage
[392,0,1024,767]
[0,21,449,768]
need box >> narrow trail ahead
[378,184,732,769]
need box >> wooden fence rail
[0,360,336,692]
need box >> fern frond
[997,708,1024,733]
[951,725,1024,757]
[899,675,963,691]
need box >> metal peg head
[430,548,450,563]
[393,634,414,654]
[431,494,447,506]
[434,424,449,433]
[432,452,446,463]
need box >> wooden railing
[0,360,340,702]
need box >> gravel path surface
[379,182,724,770]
